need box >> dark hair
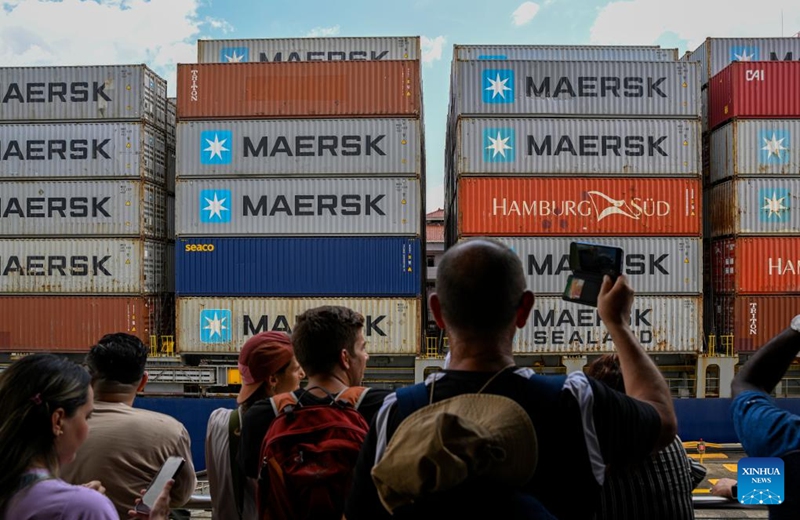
[292,306,364,376]
[436,238,527,336]
[0,354,91,513]
[86,333,148,385]
[586,354,626,392]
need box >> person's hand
[711,478,737,499]
[81,480,106,495]
[127,479,173,519]
[597,275,634,328]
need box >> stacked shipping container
[0,65,174,352]
[174,37,425,356]
[445,45,703,354]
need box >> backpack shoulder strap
[269,392,299,416]
[395,382,431,422]
[227,408,244,520]
[336,386,370,410]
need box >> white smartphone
[134,456,185,514]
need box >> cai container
[708,178,800,237]
[712,237,800,294]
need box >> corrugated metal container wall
[709,178,800,236]
[0,123,166,184]
[453,61,700,117]
[176,62,420,120]
[197,37,420,63]
[166,147,176,194]
[167,97,177,149]
[165,242,175,293]
[457,118,700,176]
[702,88,709,132]
[458,177,701,236]
[0,181,166,237]
[0,65,166,128]
[0,295,165,351]
[175,237,421,296]
[689,37,800,86]
[714,295,799,352]
[175,296,420,354]
[0,239,165,294]
[166,195,175,241]
[454,45,678,61]
[708,62,800,130]
[176,119,420,177]
[175,178,420,236]
[710,120,800,183]
[513,296,701,354]
[712,237,800,294]
[491,236,701,295]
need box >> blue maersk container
[176,237,421,296]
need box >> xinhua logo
[481,69,515,104]
[220,47,249,63]
[737,457,784,505]
[200,189,231,223]
[483,127,515,162]
[730,46,760,62]
[759,130,791,165]
[200,309,232,343]
[200,130,232,165]
[759,188,790,222]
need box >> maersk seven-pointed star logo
[730,46,760,62]
[200,309,232,343]
[483,127,515,162]
[759,188,790,222]
[759,130,791,165]
[200,189,231,223]
[200,130,232,165]
[481,69,515,104]
[220,47,249,63]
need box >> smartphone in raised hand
[134,456,184,514]
[562,242,623,307]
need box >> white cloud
[421,35,446,65]
[512,2,540,26]
[590,0,800,49]
[427,183,445,213]
[305,25,341,38]
[204,16,233,34]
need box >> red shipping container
[708,62,800,130]
[457,177,701,236]
[714,295,799,352]
[712,237,800,294]
[176,61,420,119]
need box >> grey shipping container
[492,237,701,295]
[175,177,420,236]
[166,147,175,193]
[176,119,420,177]
[452,60,700,117]
[710,120,800,183]
[0,180,165,238]
[165,242,175,293]
[0,238,165,294]
[176,296,421,354]
[688,37,800,86]
[709,178,800,237]
[167,97,177,149]
[0,65,167,129]
[197,36,420,63]
[514,296,701,354]
[0,122,166,184]
[454,45,678,61]
[166,194,175,241]
[457,118,700,176]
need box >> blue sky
[1,0,799,210]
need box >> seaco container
[197,37,420,63]
[714,295,800,352]
[709,178,800,237]
[452,60,699,118]
[457,177,701,236]
[175,296,421,354]
[454,45,678,61]
[710,119,800,183]
[708,62,800,130]
[513,296,701,354]
[0,180,166,237]
[176,61,420,120]
[456,118,700,176]
[0,295,171,352]
[175,178,420,237]
[0,122,166,184]
[0,65,166,128]
[712,237,800,294]
[176,119,420,177]
[175,237,421,296]
[491,236,701,295]
[687,37,800,86]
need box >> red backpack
[257,386,370,520]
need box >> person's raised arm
[733,323,800,397]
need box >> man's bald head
[435,238,529,336]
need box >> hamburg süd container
[176,178,420,236]
[452,60,699,117]
[197,37,420,63]
[710,119,800,183]
[457,177,701,236]
[688,37,800,86]
[709,178,800,237]
[176,296,421,354]
[175,237,421,296]
[0,65,167,129]
[454,45,678,62]
[176,61,420,120]
[714,295,800,352]
[708,62,800,130]
[0,238,165,294]
[712,237,800,294]
[176,119,420,177]
[456,118,700,176]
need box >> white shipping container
[0,238,165,294]
[454,45,678,61]
[689,37,800,86]
[197,37,420,63]
[710,120,800,183]
[176,296,421,354]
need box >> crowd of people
[1,238,799,519]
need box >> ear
[268,374,279,387]
[515,291,535,329]
[136,372,149,392]
[429,293,446,329]
[340,348,351,371]
[51,408,66,436]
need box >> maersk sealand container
[176,237,421,296]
